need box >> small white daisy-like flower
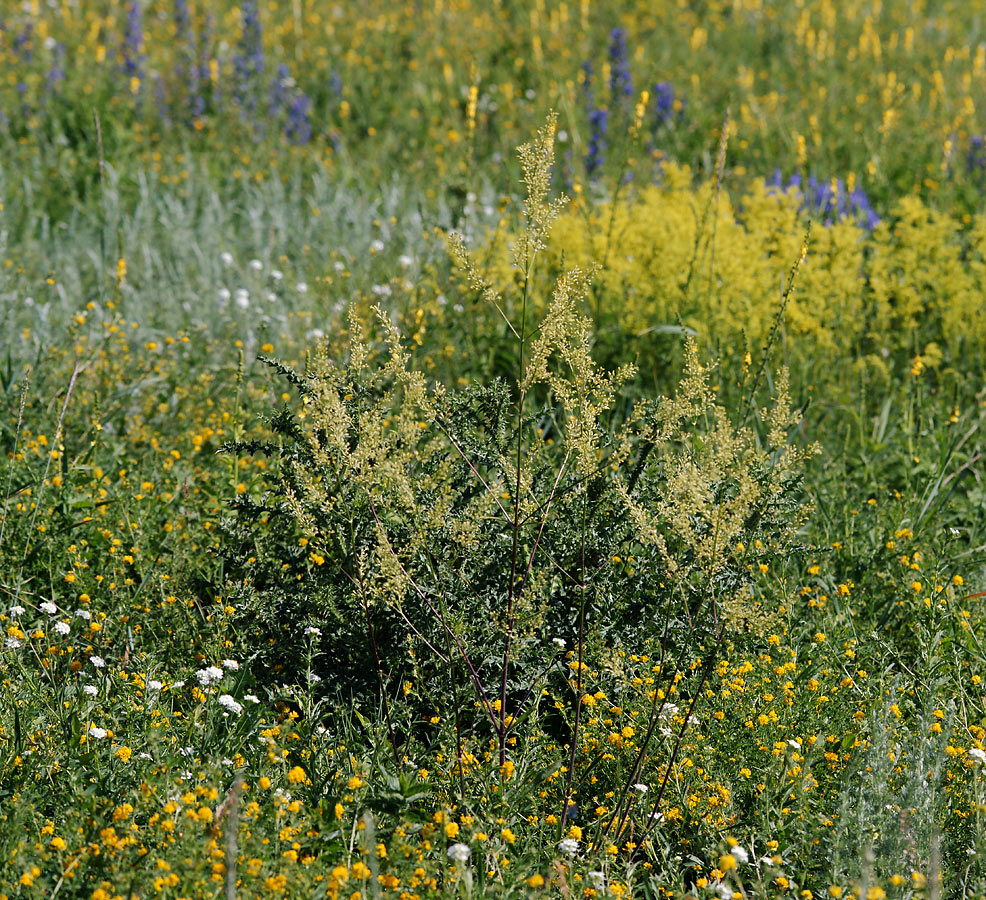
[633,783,649,792]
[557,838,579,855]
[218,694,243,715]
[333,261,346,272]
[90,655,105,669]
[84,685,98,697]
[370,239,385,253]
[217,287,231,302]
[244,694,260,704]
[588,872,606,891]
[970,747,986,764]
[40,601,58,615]
[220,252,234,266]
[271,269,283,281]
[88,725,107,739]
[75,609,91,620]
[295,281,308,293]
[9,605,25,616]
[446,843,471,863]
[147,680,164,691]
[304,626,321,637]
[248,259,263,272]
[732,845,749,864]
[171,681,185,690]
[5,638,22,649]
[221,659,240,671]
[398,254,413,268]
[308,672,322,684]
[54,621,71,635]
[235,289,250,309]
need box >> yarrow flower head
[557,838,579,855]
[447,843,471,863]
[218,694,243,715]
[88,725,108,739]
[40,601,57,615]
[970,747,986,765]
[196,666,224,686]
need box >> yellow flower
[445,821,459,838]
[258,776,271,790]
[719,853,737,872]
[866,888,886,900]
[527,874,545,888]
[287,766,307,784]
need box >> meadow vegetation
[1,2,985,899]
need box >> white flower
[370,239,385,253]
[54,621,71,635]
[244,694,260,704]
[447,843,471,863]
[196,666,224,686]
[147,680,164,691]
[235,289,250,309]
[40,601,57,615]
[398,254,413,268]
[557,129,569,142]
[588,872,606,891]
[90,655,105,669]
[333,261,346,272]
[75,609,91,620]
[308,672,322,684]
[633,783,649,793]
[732,845,749,863]
[222,659,240,671]
[218,694,243,715]
[265,291,277,302]
[551,637,566,648]
[248,259,263,272]
[84,685,98,697]
[295,282,308,293]
[217,287,231,302]
[716,882,732,900]
[271,269,283,281]
[9,605,24,616]
[304,626,321,637]
[970,748,986,764]
[88,725,107,739]
[171,681,185,690]
[371,284,392,297]
[220,252,234,266]
[557,838,579,855]
[5,638,22,649]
